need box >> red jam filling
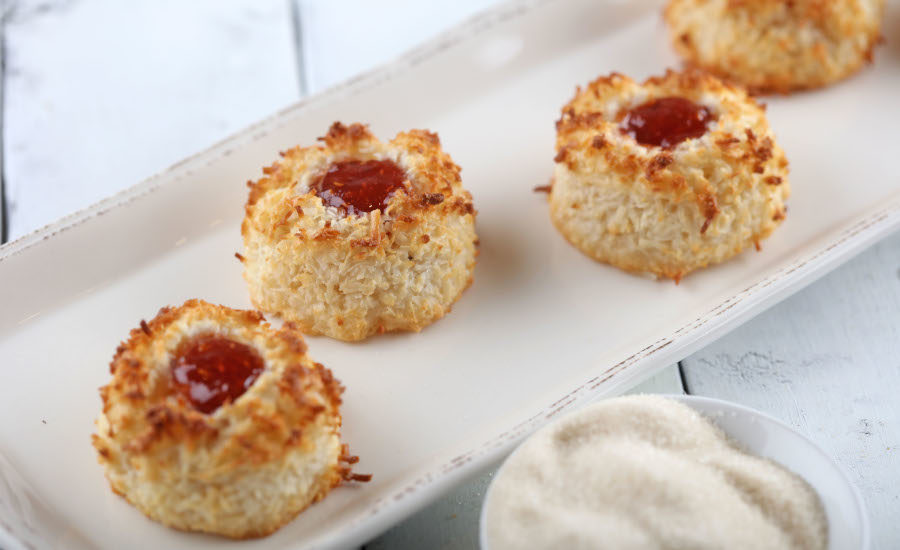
[312,159,406,215]
[620,97,713,149]
[171,334,264,414]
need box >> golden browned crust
[555,70,784,228]
[242,122,478,341]
[92,299,361,538]
[665,0,885,94]
[549,70,790,280]
[243,123,472,239]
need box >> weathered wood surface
[295,0,492,94]
[3,0,299,240]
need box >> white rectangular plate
[2,1,899,548]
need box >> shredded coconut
[485,395,827,550]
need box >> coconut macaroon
[549,70,789,281]
[665,0,885,94]
[92,299,367,539]
[241,122,477,341]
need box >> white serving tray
[1,0,899,548]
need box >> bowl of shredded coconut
[480,394,868,550]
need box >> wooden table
[3,1,897,548]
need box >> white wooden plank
[296,0,500,94]
[682,231,900,550]
[3,0,299,240]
